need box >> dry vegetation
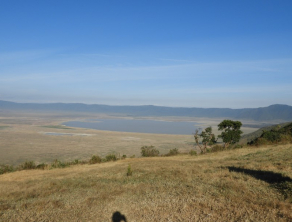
[0,144,291,221]
[1,112,290,221]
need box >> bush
[51,159,68,168]
[126,164,132,176]
[165,148,179,156]
[254,137,269,146]
[89,155,102,164]
[232,144,243,149]
[189,150,197,156]
[122,154,127,159]
[141,146,160,157]
[20,161,36,170]
[105,154,117,162]
[262,130,281,143]
[0,164,14,175]
[211,144,225,152]
[36,163,47,170]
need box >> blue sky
[0,0,292,108]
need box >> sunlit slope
[0,145,291,221]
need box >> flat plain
[0,111,259,166]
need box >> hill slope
[0,145,291,221]
[240,121,292,144]
[1,100,292,121]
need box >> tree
[218,120,243,148]
[194,127,216,153]
[194,129,203,152]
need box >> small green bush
[89,155,102,164]
[0,164,14,175]
[20,161,36,170]
[130,155,135,158]
[165,148,179,156]
[189,150,197,156]
[127,164,132,176]
[105,154,117,162]
[141,146,160,157]
[122,154,127,159]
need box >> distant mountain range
[0,100,292,121]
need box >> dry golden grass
[1,144,291,221]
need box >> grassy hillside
[240,121,292,145]
[1,144,291,221]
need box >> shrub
[189,150,197,156]
[20,161,36,170]
[122,154,127,159]
[211,144,225,152]
[51,159,68,168]
[141,145,159,157]
[105,154,117,162]
[255,137,269,146]
[0,164,14,175]
[89,155,102,164]
[165,148,179,156]
[262,130,281,143]
[127,164,132,176]
[232,144,243,149]
[36,163,47,170]
[130,155,136,158]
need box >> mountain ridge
[0,100,291,121]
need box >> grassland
[2,112,290,221]
[0,144,291,221]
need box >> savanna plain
[0,111,291,221]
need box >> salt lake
[63,119,199,135]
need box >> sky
[0,0,292,108]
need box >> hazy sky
[1,1,292,108]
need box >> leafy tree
[194,127,216,153]
[218,120,243,148]
[200,127,216,150]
